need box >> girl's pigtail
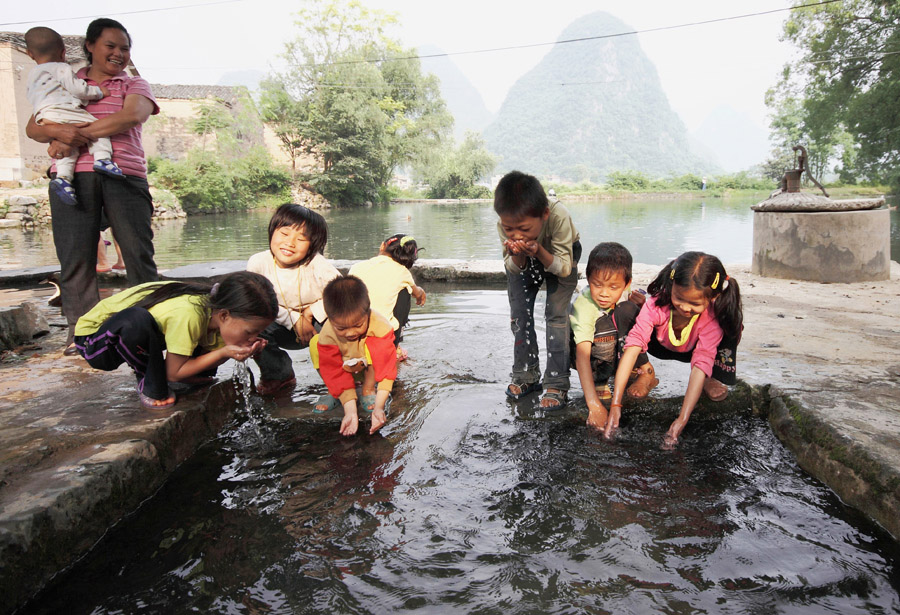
[384,234,420,269]
[713,274,743,340]
[647,260,675,306]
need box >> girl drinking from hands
[74,272,277,409]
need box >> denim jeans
[505,241,581,392]
[253,318,324,381]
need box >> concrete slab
[0,259,899,613]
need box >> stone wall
[0,188,187,227]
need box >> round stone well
[751,191,889,283]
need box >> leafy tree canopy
[770,0,900,189]
[418,131,497,199]
[259,0,453,205]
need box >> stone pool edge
[766,385,900,541]
[0,382,241,614]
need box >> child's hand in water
[603,404,622,439]
[662,417,688,450]
[370,408,386,434]
[520,240,539,257]
[225,339,266,362]
[504,239,527,254]
[585,399,608,431]
[340,402,359,436]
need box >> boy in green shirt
[569,242,656,428]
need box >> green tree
[420,132,497,199]
[776,0,900,189]
[260,0,452,205]
[258,79,309,178]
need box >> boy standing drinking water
[495,171,581,409]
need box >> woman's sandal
[313,394,341,413]
[138,387,176,410]
[256,376,296,396]
[63,343,80,357]
[626,365,659,399]
[540,389,568,409]
[595,384,612,402]
[505,381,542,400]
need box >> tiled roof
[1,31,89,64]
[150,84,239,101]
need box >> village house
[0,31,293,186]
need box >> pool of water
[23,289,900,614]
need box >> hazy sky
[3,0,797,132]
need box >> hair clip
[722,275,730,290]
[210,282,220,296]
[711,272,720,289]
[385,236,400,246]
[670,269,675,280]
[399,236,416,247]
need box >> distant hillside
[483,11,717,180]
[419,46,494,141]
[692,105,770,173]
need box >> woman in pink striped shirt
[602,252,743,448]
[26,18,160,355]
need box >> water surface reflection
[24,289,900,614]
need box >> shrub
[151,147,290,213]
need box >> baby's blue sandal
[50,178,78,206]
[360,393,377,414]
[93,159,125,179]
[313,394,340,414]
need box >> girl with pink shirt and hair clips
[601,252,743,449]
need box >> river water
[4,195,899,269]
[0,196,765,270]
[22,288,900,613]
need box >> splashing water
[231,360,273,448]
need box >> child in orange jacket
[309,276,397,436]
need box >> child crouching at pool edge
[73,271,277,409]
[309,276,398,436]
[602,252,743,448]
[569,242,656,430]
[247,204,341,396]
[349,233,426,361]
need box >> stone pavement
[0,259,899,613]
